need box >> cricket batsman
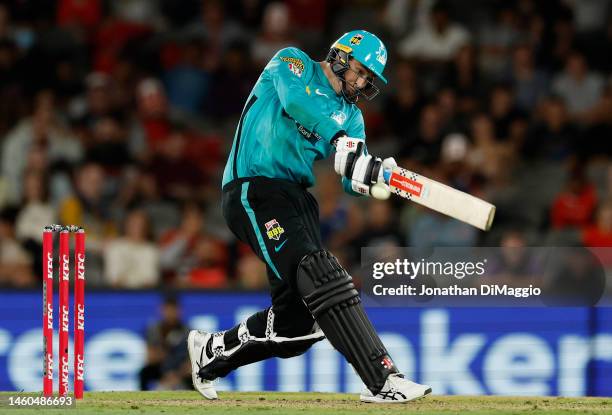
[187,30,432,403]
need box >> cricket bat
[387,166,496,231]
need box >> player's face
[344,59,375,94]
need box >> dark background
[0,0,611,291]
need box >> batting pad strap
[225,330,324,356]
[212,332,225,349]
[237,321,250,344]
[209,332,227,357]
[303,278,358,318]
[298,251,359,316]
[199,327,324,380]
[264,308,276,339]
[267,329,325,343]
[222,312,324,358]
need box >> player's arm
[267,47,347,142]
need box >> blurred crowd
[1,0,612,290]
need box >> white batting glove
[334,136,364,176]
[335,137,397,200]
[349,180,372,197]
[348,177,391,200]
[334,136,384,184]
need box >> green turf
[0,391,610,414]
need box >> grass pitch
[0,391,610,414]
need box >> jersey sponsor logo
[265,219,285,241]
[296,123,322,144]
[281,109,323,144]
[390,173,422,197]
[280,56,304,77]
[350,34,364,45]
[331,110,347,125]
[315,89,329,98]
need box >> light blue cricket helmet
[326,30,388,102]
[331,30,388,83]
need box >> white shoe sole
[187,330,218,400]
[360,386,432,403]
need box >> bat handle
[382,168,392,185]
[381,158,399,185]
[332,137,394,186]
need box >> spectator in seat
[251,2,299,68]
[488,84,526,144]
[235,252,268,290]
[2,90,83,203]
[466,113,516,184]
[86,115,132,170]
[408,208,477,250]
[57,0,102,40]
[583,200,612,248]
[551,166,597,230]
[0,206,34,287]
[477,5,522,78]
[552,51,605,121]
[398,0,470,63]
[350,201,404,254]
[15,171,56,279]
[181,0,246,73]
[524,96,577,161]
[399,104,444,167]
[140,295,190,390]
[104,208,160,288]
[442,44,481,113]
[135,78,176,156]
[163,37,211,115]
[147,129,205,202]
[506,44,550,112]
[488,230,541,287]
[206,41,258,120]
[59,162,117,251]
[383,60,424,139]
[159,201,206,282]
[69,73,118,130]
[179,236,228,288]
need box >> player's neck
[319,61,342,96]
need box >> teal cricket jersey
[222,47,366,192]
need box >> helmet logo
[349,34,363,45]
[376,42,387,65]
